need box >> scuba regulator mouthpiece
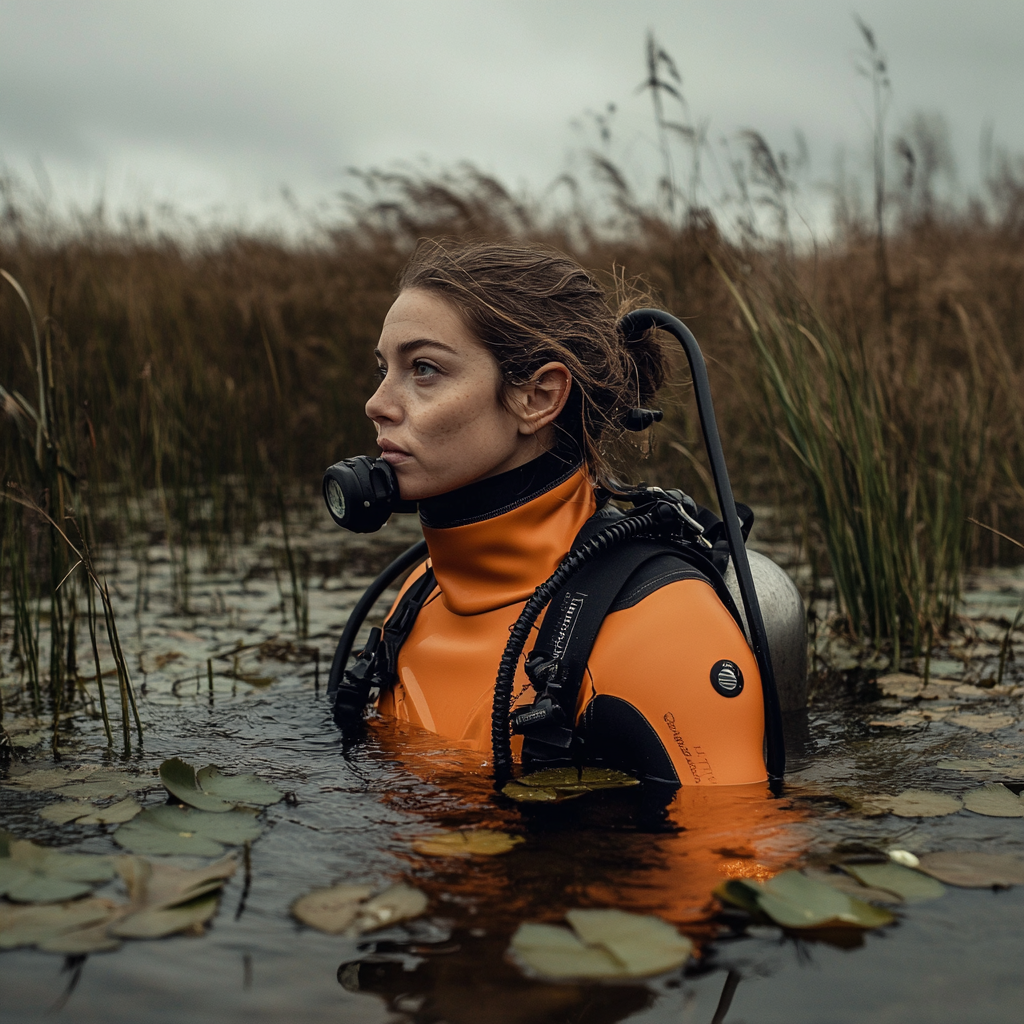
[322,455,417,534]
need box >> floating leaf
[915,852,1024,888]
[159,758,235,812]
[196,766,282,806]
[291,884,374,934]
[511,922,624,979]
[523,768,640,792]
[38,919,122,954]
[113,805,261,856]
[291,882,427,935]
[0,839,115,903]
[501,782,563,803]
[503,768,638,804]
[119,854,237,912]
[565,909,692,977]
[39,800,95,824]
[354,884,429,933]
[802,867,903,905]
[1,767,97,792]
[0,898,118,950]
[962,783,1024,818]
[952,712,1016,733]
[111,893,220,939]
[412,830,524,857]
[840,862,945,903]
[875,673,924,699]
[716,871,895,930]
[861,790,963,818]
[39,796,143,826]
[510,909,692,980]
[936,758,1024,778]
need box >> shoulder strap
[332,566,437,720]
[516,540,690,762]
[516,533,746,765]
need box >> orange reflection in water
[366,718,810,935]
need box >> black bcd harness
[333,494,754,777]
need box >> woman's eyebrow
[374,338,459,360]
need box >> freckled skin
[366,289,570,501]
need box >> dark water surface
[2,517,1023,1023]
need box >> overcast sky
[1,0,1021,235]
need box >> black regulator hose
[490,506,670,784]
[327,539,429,699]
[620,309,786,783]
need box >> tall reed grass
[2,145,1024,668]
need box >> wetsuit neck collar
[419,446,596,617]
[419,439,584,530]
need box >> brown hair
[396,238,666,486]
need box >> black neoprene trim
[574,694,680,785]
[418,440,583,529]
[608,557,708,613]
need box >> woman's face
[366,289,561,501]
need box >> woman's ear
[508,362,572,436]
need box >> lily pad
[38,919,122,954]
[195,766,282,806]
[159,758,235,812]
[962,783,1024,818]
[291,884,375,934]
[503,768,638,804]
[565,909,693,977]
[510,909,692,980]
[915,852,1024,888]
[113,805,262,856]
[936,758,1024,778]
[39,796,143,826]
[802,868,903,905]
[500,782,562,803]
[862,790,963,818]
[118,854,237,912]
[291,882,427,935]
[0,839,116,903]
[511,922,625,980]
[839,862,946,903]
[39,800,96,824]
[0,897,118,950]
[412,830,524,857]
[111,893,220,939]
[355,884,429,933]
[716,871,895,930]
[953,712,1017,733]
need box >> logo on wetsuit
[710,659,744,697]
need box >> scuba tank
[322,309,805,784]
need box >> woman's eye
[412,361,440,379]
[374,364,387,381]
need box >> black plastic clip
[333,626,382,721]
[624,407,664,432]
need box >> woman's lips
[378,441,412,465]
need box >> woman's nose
[365,374,399,424]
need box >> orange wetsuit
[378,450,767,785]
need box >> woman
[367,239,766,787]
